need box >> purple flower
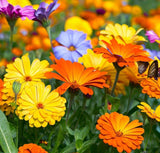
[33,0,59,27]
[53,30,92,62]
[0,0,35,21]
[145,30,160,43]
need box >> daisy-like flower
[78,49,129,95]
[4,53,52,86]
[100,23,146,44]
[53,30,92,62]
[33,0,59,27]
[16,82,66,128]
[145,30,160,44]
[18,143,48,153]
[0,0,35,21]
[94,39,151,67]
[45,53,109,95]
[137,102,160,122]
[140,78,160,99]
[96,112,144,153]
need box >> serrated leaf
[0,110,17,153]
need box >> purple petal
[145,30,160,43]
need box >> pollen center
[116,131,123,137]
[25,76,32,81]
[37,103,44,109]
[68,45,76,51]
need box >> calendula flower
[65,16,92,36]
[53,30,92,62]
[145,30,160,44]
[100,23,146,44]
[137,102,160,122]
[18,143,48,153]
[96,112,144,153]
[0,0,35,21]
[94,39,151,67]
[16,82,66,128]
[4,53,52,86]
[8,0,31,7]
[33,0,59,27]
[45,54,109,95]
[140,78,160,99]
[78,49,129,95]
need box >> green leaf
[61,142,75,153]
[74,126,89,141]
[0,110,17,153]
[106,94,120,112]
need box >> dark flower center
[116,131,123,137]
[37,103,44,109]
[25,76,32,81]
[68,45,76,51]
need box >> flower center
[68,45,76,51]
[37,103,44,109]
[25,76,32,81]
[116,130,123,137]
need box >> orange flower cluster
[18,143,48,153]
[140,78,160,99]
[96,112,144,153]
[94,39,151,67]
[45,53,109,95]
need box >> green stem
[144,121,153,152]
[66,93,75,124]
[111,69,120,96]
[46,26,51,44]
[126,87,134,113]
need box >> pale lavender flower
[145,30,160,43]
[33,0,59,27]
[0,0,35,21]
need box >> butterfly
[137,60,159,80]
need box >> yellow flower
[78,49,129,95]
[100,23,146,44]
[137,102,160,122]
[4,53,52,86]
[65,16,92,36]
[16,82,66,128]
[7,0,31,6]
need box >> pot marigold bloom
[4,53,52,86]
[96,112,144,153]
[18,143,48,153]
[45,54,109,95]
[78,49,129,95]
[100,23,146,44]
[137,102,160,122]
[140,78,160,99]
[16,82,66,128]
[94,39,151,67]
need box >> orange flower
[45,54,109,95]
[18,143,48,153]
[12,47,23,56]
[96,112,144,153]
[137,102,160,122]
[94,39,151,67]
[140,78,160,99]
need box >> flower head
[0,0,35,21]
[53,30,92,62]
[33,0,59,27]
[100,23,146,44]
[45,53,109,95]
[140,77,160,99]
[94,39,151,67]
[96,112,144,153]
[145,30,160,44]
[18,143,48,153]
[4,53,52,87]
[137,102,160,122]
[16,82,66,128]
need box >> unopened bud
[12,81,21,95]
